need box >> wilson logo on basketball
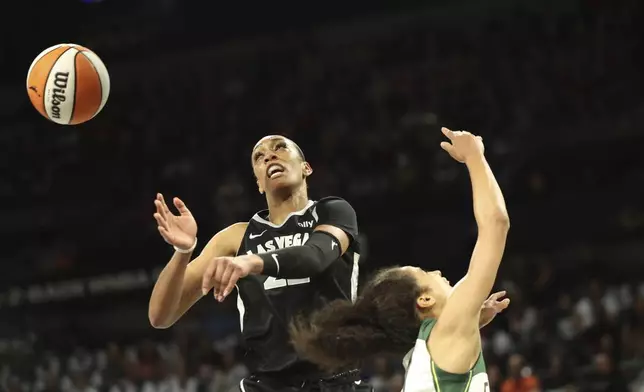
[50,72,69,120]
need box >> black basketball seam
[69,51,79,125]
[41,46,72,121]
[81,51,103,120]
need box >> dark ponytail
[290,268,423,371]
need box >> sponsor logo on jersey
[297,220,314,228]
[247,232,310,254]
[248,230,266,239]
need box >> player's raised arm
[148,193,246,329]
[429,128,510,372]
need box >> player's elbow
[494,213,510,231]
[149,317,173,330]
[307,245,334,275]
[480,212,510,233]
[303,254,326,276]
[148,308,174,329]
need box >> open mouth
[266,163,286,179]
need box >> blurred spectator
[500,354,540,392]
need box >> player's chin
[265,176,300,192]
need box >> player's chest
[243,228,313,255]
[240,226,317,294]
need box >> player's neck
[265,187,309,226]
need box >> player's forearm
[148,252,192,328]
[254,232,341,278]
[463,155,510,299]
[466,155,509,229]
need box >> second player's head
[289,266,452,371]
[251,135,312,198]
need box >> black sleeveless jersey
[235,197,361,379]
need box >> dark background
[1,0,643,391]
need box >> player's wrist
[174,237,197,254]
[257,253,279,276]
[464,153,486,168]
[243,254,265,275]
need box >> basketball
[26,44,110,125]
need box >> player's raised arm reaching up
[428,127,510,373]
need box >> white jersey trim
[251,200,315,228]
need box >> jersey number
[263,276,310,290]
[262,254,310,290]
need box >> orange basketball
[26,44,110,125]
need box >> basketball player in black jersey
[149,135,366,392]
[149,135,504,391]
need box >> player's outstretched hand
[479,290,510,328]
[153,193,198,250]
[440,127,485,163]
[201,255,260,302]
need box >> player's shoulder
[215,222,248,244]
[313,196,355,209]
[313,196,357,219]
[315,195,352,204]
[200,222,248,258]
[224,221,249,234]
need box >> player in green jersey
[290,128,510,392]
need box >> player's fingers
[493,298,510,312]
[490,290,507,300]
[217,264,235,301]
[212,258,230,298]
[158,193,173,216]
[174,197,191,216]
[440,142,455,154]
[221,270,241,301]
[158,226,173,243]
[154,200,168,221]
[202,261,217,295]
[154,213,170,231]
[441,127,454,140]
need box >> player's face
[251,136,312,194]
[400,266,452,316]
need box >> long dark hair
[290,267,423,371]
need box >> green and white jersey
[402,319,489,392]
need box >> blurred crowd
[3,1,644,391]
[2,273,643,392]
